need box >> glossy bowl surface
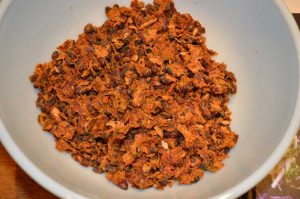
[0,0,300,198]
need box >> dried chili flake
[30,0,238,190]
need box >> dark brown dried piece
[84,23,94,34]
[51,51,59,60]
[30,0,237,191]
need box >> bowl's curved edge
[0,1,87,198]
[0,121,86,199]
[0,1,299,199]
[213,0,300,198]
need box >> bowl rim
[0,0,299,198]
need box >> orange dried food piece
[30,0,238,190]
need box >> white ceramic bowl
[0,0,299,198]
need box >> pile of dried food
[30,0,238,190]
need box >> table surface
[1,2,300,199]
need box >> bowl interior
[0,0,299,198]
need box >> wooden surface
[0,5,299,199]
[0,144,58,199]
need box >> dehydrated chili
[30,0,238,190]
